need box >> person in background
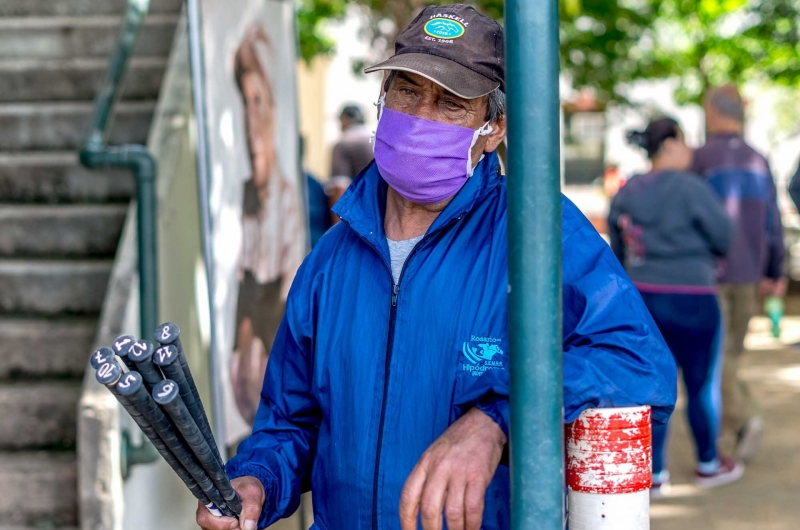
[609,117,738,495]
[301,137,332,247]
[788,157,800,212]
[327,104,375,225]
[692,85,785,461]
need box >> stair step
[0,527,77,530]
[0,259,112,315]
[0,525,78,530]
[0,317,95,379]
[0,204,127,257]
[0,15,178,60]
[0,0,182,17]
[0,152,134,204]
[0,101,154,151]
[0,452,77,526]
[0,57,167,102]
[0,382,81,450]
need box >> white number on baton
[114,337,131,352]
[118,374,136,389]
[97,363,113,378]
[157,347,171,363]
[157,382,175,399]
[161,327,170,341]
[94,351,105,364]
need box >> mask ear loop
[467,121,494,177]
[371,94,387,150]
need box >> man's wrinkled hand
[399,407,506,530]
[196,476,265,530]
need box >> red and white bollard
[566,406,652,529]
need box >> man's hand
[760,277,787,297]
[399,407,507,530]
[196,476,265,530]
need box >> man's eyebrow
[396,72,421,86]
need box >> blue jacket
[227,152,677,530]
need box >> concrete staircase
[0,0,179,527]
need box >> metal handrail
[79,0,159,338]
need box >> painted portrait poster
[200,0,306,447]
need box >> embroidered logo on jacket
[461,335,505,376]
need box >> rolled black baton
[94,361,219,514]
[153,345,222,467]
[154,323,222,462]
[115,371,235,517]
[154,380,242,515]
[111,334,138,371]
[128,340,164,391]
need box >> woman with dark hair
[609,117,739,495]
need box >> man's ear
[483,115,507,153]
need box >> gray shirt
[387,235,424,284]
[608,170,734,289]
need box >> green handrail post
[79,0,159,472]
[506,0,564,528]
[79,0,159,338]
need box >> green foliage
[295,0,347,63]
[557,0,800,103]
[296,0,800,103]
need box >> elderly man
[692,85,786,461]
[197,5,675,530]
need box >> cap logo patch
[424,19,466,40]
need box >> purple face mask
[372,101,493,205]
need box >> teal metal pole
[505,0,564,528]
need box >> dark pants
[640,292,723,472]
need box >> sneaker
[650,470,671,499]
[694,457,744,488]
[735,416,765,461]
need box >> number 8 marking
[161,327,170,340]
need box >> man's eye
[443,100,463,110]
[399,88,415,96]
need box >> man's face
[241,70,276,188]
[383,71,506,166]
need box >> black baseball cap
[365,4,504,99]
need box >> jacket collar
[333,151,502,256]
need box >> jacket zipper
[370,214,465,530]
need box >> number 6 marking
[157,382,175,399]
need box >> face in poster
[200,0,306,446]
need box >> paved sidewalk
[652,316,800,530]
